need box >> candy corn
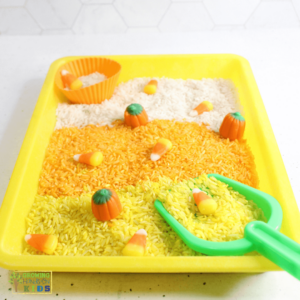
[190,101,213,117]
[25,234,58,255]
[143,79,158,95]
[192,188,218,215]
[122,229,147,256]
[73,151,103,167]
[61,70,83,90]
[150,138,172,161]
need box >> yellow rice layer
[24,175,264,256]
[160,175,265,242]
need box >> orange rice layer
[38,120,259,198]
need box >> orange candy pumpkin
[91,189,122,221]
[219,112,245,141]
[124,103,148,128]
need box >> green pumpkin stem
[231,112,245,122]
[93,189,112,205]
[126,103,143,116]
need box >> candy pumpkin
[124,103,148,128]
[91,189,122,221]
[219,112,245,141]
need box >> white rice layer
[78,72,107,88]
[55,77,241,132]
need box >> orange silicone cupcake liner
[55,57,121,104]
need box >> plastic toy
[155,174,300,280]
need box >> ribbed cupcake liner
[55,57,121,104]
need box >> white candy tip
[150,154,160,161]
[25,234,31,242]
[192,188,201,194]
[189,110,198,117]
[136,229,147,236]
[73,154,80,162]
[61,70,69,75]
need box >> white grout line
[290,0,300,22]
[201,1,216,29]
[23,6,43,35]
[0,0,299,35]
[157,1,172,29]
[112,2,130,32]
[70,2,84,33]
[244,0,262,27]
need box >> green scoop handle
[154,174,300,280]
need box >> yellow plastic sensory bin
[0,54,299,273]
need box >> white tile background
[0,0,300,35]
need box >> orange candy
[190,101,213,117]
[61,70,83,90]
[144,79,158,95]
[73,151,103,167]
[150,138,172,161]
[25,234,58,254]
[192,188,218,215]
[122,229,147,256]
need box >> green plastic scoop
[154,174,300,280]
